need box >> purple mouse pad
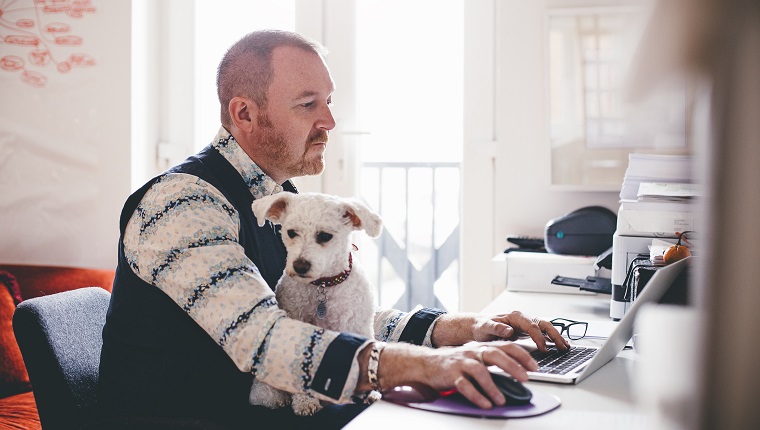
[384,390,561,419]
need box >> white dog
[249,192,382,416]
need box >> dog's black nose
[293,258,311,275]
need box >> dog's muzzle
[293,258,311,277]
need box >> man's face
[253,46,336,181]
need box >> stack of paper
[619,153,693,202]
[616,154,698,236]
[636,182,698,202]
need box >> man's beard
[257,113,327,179]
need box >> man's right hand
[370,340,537,409]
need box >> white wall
[461,0,497,313]
[0,0,132,269]
[494,0,620,245]
[461,0,622,312]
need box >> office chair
[12,287,110,430]
[13,287,232,430]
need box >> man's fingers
[454,373,501,409]
[479,320,515,341]
[487,343,537,376]
[524,316,550,352]
[522,316,569,352]
[541,321,570,350]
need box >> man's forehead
[270,46,334,95]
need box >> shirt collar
[212,126,284,199]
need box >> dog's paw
[291,393,322,416]
[249,381,292,409]
[366,390,382,404]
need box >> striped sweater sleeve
[374,306,447,347]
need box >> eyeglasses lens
[551,319,588,340]
[566,323,587,340]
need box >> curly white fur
[249,192,382,416]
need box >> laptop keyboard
[530,346,597,375]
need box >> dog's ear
[252,193,291,226]
[342,200,383,238]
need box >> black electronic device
[551,275,613,294]
[544,206,617,256]
[504,234,547,254]
[506,235,545,250]
[381,371,533,406]
[472,372,533,406]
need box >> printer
[610,201,698,320]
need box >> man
[97,30,569,429]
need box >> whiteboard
[0,0,131,269]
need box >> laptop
[510,257,690,384]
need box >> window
[547,7,688,189]
[193,0,296,151]
[353,0,464,311]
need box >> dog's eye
[316,232,333,244]
[287,229,297,239]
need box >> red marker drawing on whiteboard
[0,0,97,87]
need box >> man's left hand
[431,311,570,352]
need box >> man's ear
[229,96,257,133]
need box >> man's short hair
[216,30,327,128]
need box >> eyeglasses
[550,318,588,340]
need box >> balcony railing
[360,161,461,312]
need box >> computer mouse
[474,372,533,406]
[382,373,533,406]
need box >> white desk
[344,291,653,429]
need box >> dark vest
[97,145,295,421]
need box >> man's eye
[301,101,315,108]
[287,230,297,238]
[316,232,333,244]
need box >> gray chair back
[13,287,110,430]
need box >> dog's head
[252,192,382,281]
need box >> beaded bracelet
[368,341,386,391]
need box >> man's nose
[317,104,336,131]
